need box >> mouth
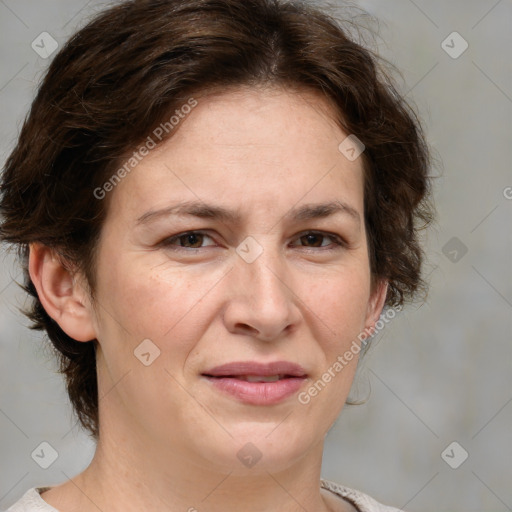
[202,360,308,378]
[201,361,308,405]
[202,373,301,382]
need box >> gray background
[1,1,511,510]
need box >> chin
[193,422,317,474]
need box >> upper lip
[202,361,308,378]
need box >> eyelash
[160,230,346,252]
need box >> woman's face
[86,86,386,472]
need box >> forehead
[106,86,365,221]
[172,85,345,152]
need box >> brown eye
[300,233,324,247]
[294,231,344,249]
[161,231,215,249]
[178,233,205,248]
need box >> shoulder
[321,479,406,512]
[5,488,58,512]
[7,482,404,512]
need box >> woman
[0,0,433,510]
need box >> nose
[222,241,302,342]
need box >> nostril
[234,324,260,336]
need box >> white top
[5,479,405,512]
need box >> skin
[29,85,388,512]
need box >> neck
[43,422,337,512]
[86,438,328,511]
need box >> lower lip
[202,376,306,405]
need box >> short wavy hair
[0,0,434,439]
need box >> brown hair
[0,0,434,439]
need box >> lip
[201,361,308,405]
[203,361,307,378]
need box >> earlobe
[364,279,389,331]
[28,243,97,342]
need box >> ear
[28,243,96,342]
[363,278,389,332]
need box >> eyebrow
[135,199,361,226]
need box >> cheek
[95,254,221,355]
[93,259,210,430]
[297,271,370,420]
[309,267,372,345]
